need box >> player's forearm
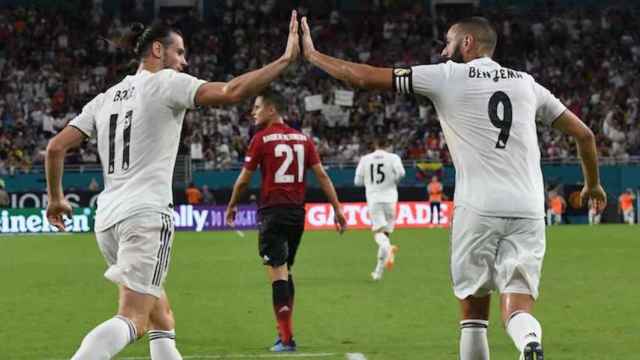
[307,50,377,89]
[45,142,66,201]
[227,181,249,208]
[223,57,291,102]
[318,175,341,209]
[575,131,600,188]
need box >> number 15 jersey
[394,58,566,218]
[354,149,405,204]
[244,123,320,209]
[69,69,205,231]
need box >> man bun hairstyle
[259,88,287,114]
[104,21,181,58]
[455,17,497,56]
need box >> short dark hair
[454,17,497,56]
[372,137,387,149]
[258,89,287,114]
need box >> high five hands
[281,10,300,64]
[281,11,317,63]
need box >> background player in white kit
[45,12,302,360]
[300,16,607,360]
[354,138,405,280]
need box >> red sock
[272,280,293,343]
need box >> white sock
[506,312,542,353]
[71,315,137,360]
[149,329,182,360]
[460,320,490,360]
[373,233,390,274]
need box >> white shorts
[450,206,545,300]
[96,212,175,298]
[368,202,396,233]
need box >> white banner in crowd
[321,105,350,127]
[304,94,324,111]
[419,105,429,119]
[334,89,354,106]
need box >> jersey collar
[469,57,497,66]
[267,121,287,129]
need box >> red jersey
[244,123,320,209]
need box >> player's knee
[501,299,534,326]
[460,296,490,320]
[149,308,175,331]
[462,308,490,320]
[125,314,149,339]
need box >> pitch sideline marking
[346,353,368,360]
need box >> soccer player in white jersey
[354,138,405,280]
[300,16,607,360]
[45,12,301,360]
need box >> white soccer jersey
[69,69,205,231]
[354,149,405,203]
[395,58,566,218]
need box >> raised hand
[300,16,316,60]
[282,10,300,63]
[46,199,72,231]
[580,184,607,213]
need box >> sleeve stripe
[392,67,413,95]
[68,124,91,138]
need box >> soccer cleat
[371,271,382,281]
[384,245,399,270]
[520,341,543,360]
[270,338,297,352]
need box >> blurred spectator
[547,191,566,225]
[201,184,215,204]
[88,177,99,192]
[185,182,202,205]
[618,188,636,224]
[0,178,9,207]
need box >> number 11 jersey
[244,123,320,209]
[394,58,566,218]
[69,69,205,231]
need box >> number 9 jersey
[393,59,566,219]
[69,69,206,231]
[244,123,320,209]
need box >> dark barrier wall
[3,164,638,199]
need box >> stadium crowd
[0,1,639,174]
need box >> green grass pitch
[1,225,638,359]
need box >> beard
[161,51,182,71]
[448,43,465,63]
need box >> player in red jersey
[226,89,347,352]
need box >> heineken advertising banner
[0,205,256,234]
[0,208,94,234]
